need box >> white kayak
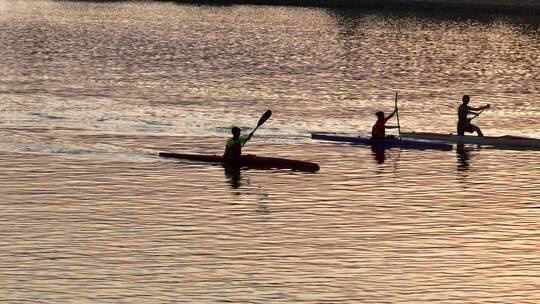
[401,132,540,150]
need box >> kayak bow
[159,153,320,172]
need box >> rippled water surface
[1,1,539,303]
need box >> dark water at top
[1,1,539,303]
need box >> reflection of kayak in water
[311,133,453,151]
[159,153,320,172]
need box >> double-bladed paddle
[243,110,272,147]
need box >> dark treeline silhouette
[61,0,540,16]
[323,6,540,38]
[162,0,540,15]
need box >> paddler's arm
[385,108,397,122]
[240,134,251,144]
[469,104,490,111]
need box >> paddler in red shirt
[223,126,252,162]
[371,107,397,139]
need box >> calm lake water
[1,0,539,303]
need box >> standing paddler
[457,95,490,137]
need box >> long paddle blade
[256,110,272,128]
[243,110,272,147]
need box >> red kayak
[159,153,320,172]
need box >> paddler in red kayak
[458,95,490,137]
[223,126,252,162]
[371,107,397,139]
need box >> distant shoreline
[169,0,540,15]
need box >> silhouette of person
[371,107,397,139]
[457,95,489,136]
[223,126,252,163]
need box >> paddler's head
[462,95,470,105]
[375,111,384,120]
[231,126,241,139]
